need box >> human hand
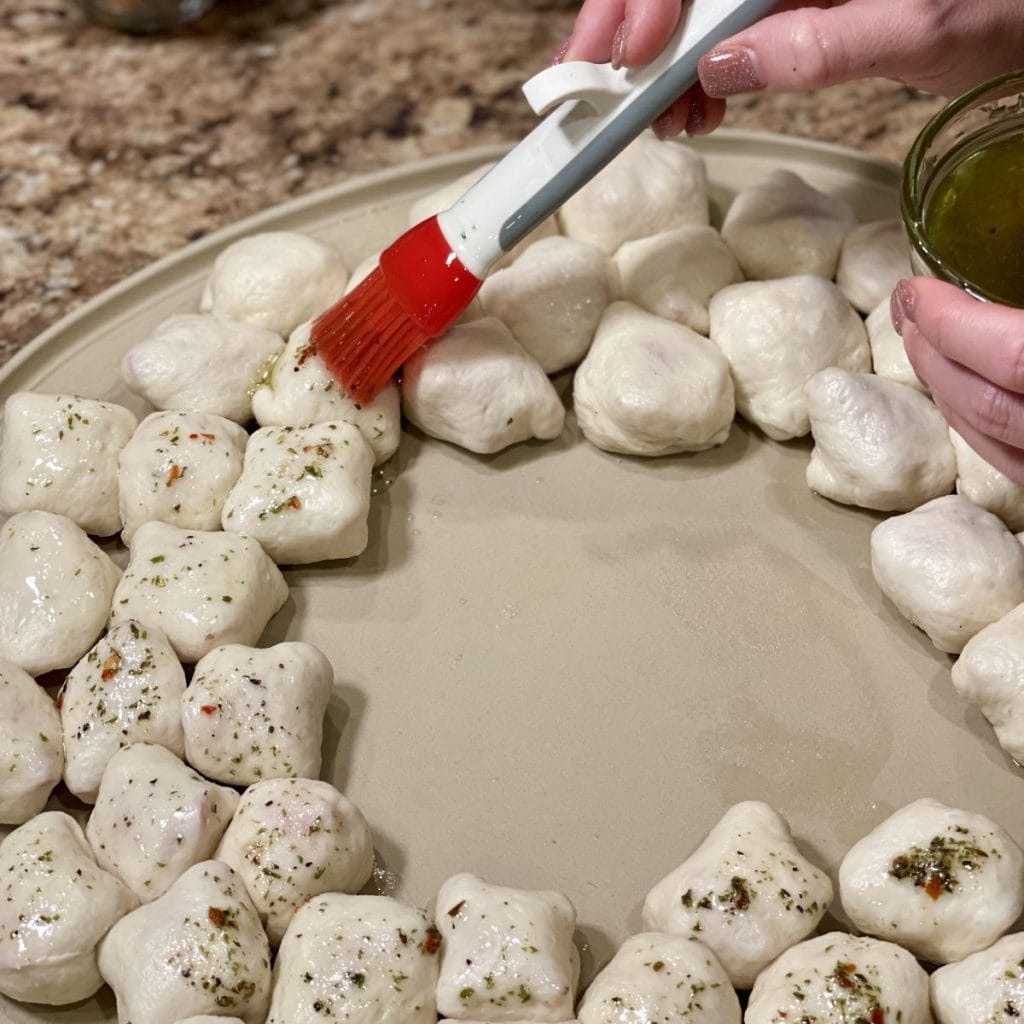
[562,0,1024,138]
[893,279,1024,485]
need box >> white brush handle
[437,0,775,277]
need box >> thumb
[698,2,909,96]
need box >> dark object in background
[80,0,215,32]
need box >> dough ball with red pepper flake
[746,932,930,1024]
[181,642,332,787]
[269,894,440,1024]
[838,797,1024,964]
[578,933,738,1024]
[118,410,248,544]
[0,392,137,537]
[931,932,1024,1022]
[642,800,833,989]
[86,743,238,903]
[434,872,578,1022]
[60,619,185,804]
[99,860,270,1024]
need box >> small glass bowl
[80,0,214,33]
[902,68,1024,304]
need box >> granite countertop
[1,0,945,366]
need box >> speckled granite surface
[1,0,945,365]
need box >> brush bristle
[312,267,432,405]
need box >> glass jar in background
[902,69,1024,307]
[80,0,215,32]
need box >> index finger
[565,0,683,66]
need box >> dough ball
[87,742,239,902]
[121,313,284,425]
[99,860,271,1024]
[577,933,738,1024]
[559,135,709,254]
[951,428,1024,531]
[709,276,870,440]
[0,811,137,1005]
[250,318,401,465]
[642,801,832,989]
[269,894,440,1024]
[216,777,374,945]
[870,494,1024,653]
[221,421,374,565]
[614,224,743,336]
[0,391,137,536]
[805,368,956,511]
[721,169,857,280]
[866,297,926,392]
[110,521,289,663]
[0,658,62,824]
[60,619,186,804]
[345,251,380,294]
[0,510,121,676]
[951,602,1024,765]
[574,301,735,456]
[930,932,1024,1024]
[435,872,578,1022]
[200,231,348,336]
[837,219,912,314]
[746,932,931,1024]
[181,641,333,786]
[175,1019,245,1024]
[838,797,1024,963]
[401,317,565,455]
[118,410,249,543]
[478,236,615,373]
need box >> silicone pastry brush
[312,0,775,404]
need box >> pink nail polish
[551,39,570,66]
[653,111,675,140]
[685,94,707,136]
[895,279,917,323]
[698,46,765,97]
[611,22,627,70]
[890,289,905,336]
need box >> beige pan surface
[1,131,1018,1021]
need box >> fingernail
[653,110,675,139]
[890,288,905,336]
[611,21,627,70]
[551,38,570,65]
[685,93,707,136]
[895,279,917,324]
[698,46,765,97]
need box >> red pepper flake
[834,963,857,989]
[166,464,183,486]
[296,341,318,366]
[925,876,943,901]
[101,652,122,681]
[189,433,216,442]
[55,692,64,710]
[302,444,332,458]
[200,704,218,716]
[289,496,302,510]
[420,925,441,955]
[870,1006,884,1024]
[208,906,226,927]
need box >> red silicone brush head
[312,216,483,405]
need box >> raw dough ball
[721,169,856,280]
[118,410,249,543]
[0,510,121,676]
[931,932,1024,1023]
[709,276,870,440]
[951,602,1024,765]
[574,302,735,456]
[87,742,239,902]
[745,932,931,1024]
[866,297,926,392]
[269,894,441,1024]
[614,224,743,336]
[181,641,333,785]
[837,219,912,314]
[0,811,137,1005]
[478,236,615,373]
[221,421,373,565]
[250,319,401,465]
[60,619,186,804]
[216,777,374,945]
[345,251,380,293]
[121,313,284,425]
[175,1019,245,1024]
[0,658,62,824]
[805,368,956,511]
[577,933,739,1024]
[559,135,709,254]
[0,391,137,536]
[99,860,271,1024]
[642,801,832,989]
[402,318,565,455]
[870,494,1024,653]
[435,872,578,1022]
[951,428,1024,531]
[838,797,1024,963]
[110,521,289,663]
[200,231,349,336]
